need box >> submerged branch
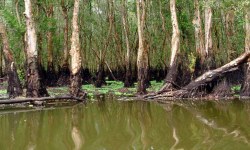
[0,96,85,104]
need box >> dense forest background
[0,0,249,95]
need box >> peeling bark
[69,0,86,99]
[136,0,149,95]
[24,0,48,97]
[193,0,206,77]
[204,0,213,57]
[0,23,22,98]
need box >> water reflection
[0,97,250,149]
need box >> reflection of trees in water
[137,102,152,150]
[157,100,250,149]
[71,106,84,150]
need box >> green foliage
[231,85,241,93]
[188,52,196,73]
[0,89,7,95]
[0,0,248,90]
[0,9,25,36]
[17,69,25,85]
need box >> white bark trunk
[204,0,212,56]
[193,0,205,61]
[169,0,180,66]
[70,0,81,75]
[136,0,148,94]
[136,0,144,66]
[24,0,37,61]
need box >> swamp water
[0,96,250,150]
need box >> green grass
[0,80,164,99]
[81,80,164,97]
[0,89,7,94]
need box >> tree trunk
[204,0,213,66]
[136,0,149,95]
[57,0,70,86]
[0,40,2,77]
[46,5,54,75]
[61,0,69,70]
[240,8,250,96]
[24,0,48,97]
[122,0,133,87]
[159,0,180,93]
[15,0,21,25]
[225,10,235,61]
[93,0,115,88]
[0,23,22,98]
[193,0,206,76]
[69,0,86,99]
[37,33,43,69]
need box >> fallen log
[0,96,85,105]
[147,52,250,99]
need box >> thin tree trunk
[240,8,250,96]
[94,0,113,87]
[122,0,133,87]
[0,40,2,77]
[24,0,48,97]
[225,10,235,61]
[69,0,86,99]
[159,0,169,53]
[109,0,123,68]
[136,0,149,95]
[61,0,69,69]
[15,0,21,25]
[0,23,22,97]
[57,0,70,86]
[46,5,54,74]
[37,33,43,69]
[159,0,180,93]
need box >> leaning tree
[158,0,180,93]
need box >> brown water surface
[0,97,250,150]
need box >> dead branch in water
[146,52,250,99]
[0,96,85,105]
